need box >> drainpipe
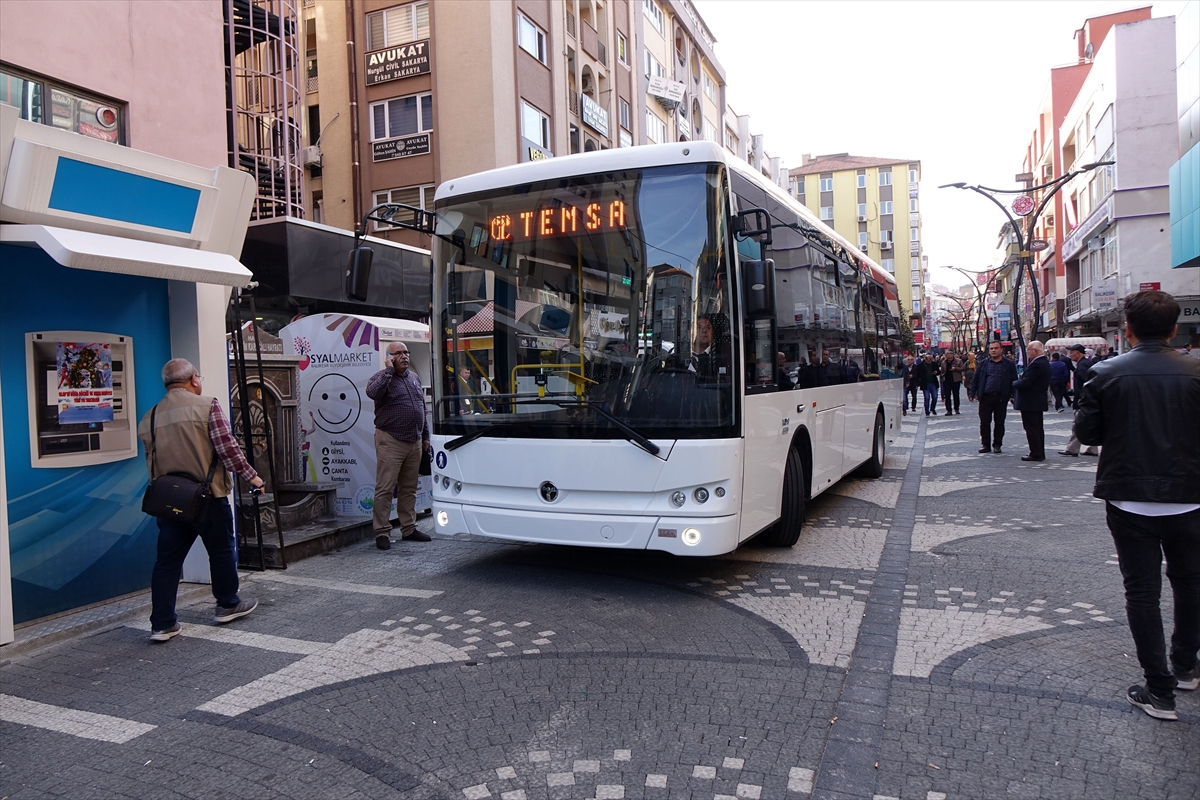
[346,0,362,224]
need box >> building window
[517,14,547,64]
[879,201,893,215]
[703,74,717,102]
[370,92,433,140]
[617,32,628,64]
[880,229,893,243]
[910,227,919,241]
[819,176,833,192]
[644,49,666,79]
[857,203,867,218]
[521,101,550,148]
[908,167,918,183]
[879,170,892,186]
[0,67,125,144]
[857,173,866,188]
[643,0,665,35]
[910,198,918,212]
[366,2,429,51]
[882,258,895,273]
[703,119,717,142]
[724,126,736,152]
[858,232,868,248]
[645,109,666,144]
[619,98,631,130]
[820,206,833,220]
[373,184,435,230]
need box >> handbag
[141,405,219,521]
[418,446,432,476]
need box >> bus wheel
[763,446,805,547]
[856,412,885,479]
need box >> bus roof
[433,141,896,291]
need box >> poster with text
[56,342,114,424]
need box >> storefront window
[0,68,124,144]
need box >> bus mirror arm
[733,207,773,245]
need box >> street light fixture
[939,160,1113,362]
[942,265,997,348]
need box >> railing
[568,89,579,116]
[306,75,318,93]
[597,41,607,66]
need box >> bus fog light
[454,481,462,493]
[442,476,451,489]
[693,487,709,504]
[714,487,726,498]
[682,527,702,546]
[670,491,686,508]
[436,510,449,527]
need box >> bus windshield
[433,163,737,441]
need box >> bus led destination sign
[489,200,627,241]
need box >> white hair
[162,358,198,386]
[1027,341,1044,355]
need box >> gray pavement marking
[727,525,887,570]
[123,623,325,654]
[827,478,903,507]
[0,693,156,743]
[254,571,443,597]
[812,414,927,800]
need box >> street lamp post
[939,160,1113,363]
[943,265,996,348]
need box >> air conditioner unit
[303,146,322,167]
[860,245,868,252]
[880,241,892,250]
[857,215,867,222]
[1042,164,1054,179]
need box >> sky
[691,0,1184,290]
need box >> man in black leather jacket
[1076,291,1200,721]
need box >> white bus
[426,142,903,556]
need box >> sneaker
[214,598,258,624]
[1126,685,1177,720]
[376,534,392,550]
[402,530,432,542]
[1175,663,1200,691]
[150,622,181,642]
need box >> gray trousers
[1061,426,1098,455]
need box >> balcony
[1065,286,1093,321]
[306,74,318,93]
[568,89,580,116]
[581,20,599,62]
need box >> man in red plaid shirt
[137,359,264,642]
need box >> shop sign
[1093,280,1118,310]
[1062,197,1112,259]
[372,133,431,161]
[580,93,609,138]
[522,137,552,162]
[1011,196,1035,216]
[647,76,686,104]
[619,129,632,148]
[1139,282,1160,291]
[1179,301,1200,320]
[1030,239,1049,251]
[364,40,431,85]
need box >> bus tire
[762,446,805,547]
[856,411,885,479]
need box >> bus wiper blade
[444,424,504,451]
[550,400,661,457]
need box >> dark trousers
[977,393,1008,448]
[943,380,961,413]
[1050,381,1067,410]
[905,384,919,410]
[1107,504,1200,697]
[150,500,241,630]
[1020,409,1045,459]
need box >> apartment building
[788,155,924,321]
[1056,15,1184,350]
[1169,0,1199,273]
[636,0,725,149]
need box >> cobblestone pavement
[2,407,1196,799]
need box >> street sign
[1011,196,1035,216]
[1139,282,1161,291]
[1030,239,1049,251]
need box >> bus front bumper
[432,502,741,557]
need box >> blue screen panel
[48,157,201,234]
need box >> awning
[0,224,254,287]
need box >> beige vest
[137,389,231,498]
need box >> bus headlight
[693,487,709,504]
[436,510,449,527]
[454,481,462,494]
[670,491,686,508]
[442,476,451,489]
[682,527,702,546]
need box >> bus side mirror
[733,208,773,245]
[346,246,373,302]
[742,259,775,320]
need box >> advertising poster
[283,315,381,517]
[56,341,114,423]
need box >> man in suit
[971,340,1017,453]
[1012,340,1050,461]
[1060,344,1099,456]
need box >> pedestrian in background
[964,350,977,402]
[367,342,432,550]
[1049,351,1069,411]
[915,353,940,416]
[1060,344,1099,457]
[903,355,919,414]
[1075,290,1200,721]
[971,340,1017,453]
[943,351,964,414]
[1011,340,1050,461]
[137,359,262,642]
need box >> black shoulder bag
[141,405,219,522]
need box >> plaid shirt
[366,367,429,442]
[209,398,258,482]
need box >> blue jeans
[1107,504,1200,698]
[923,383,939,414]
[150,499,241,629]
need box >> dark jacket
[1076,341,1200,503]
[1012,355,1050,411]
[971,356,1017,400]
[1049,359,1069,384]
[913,359,939,387]
[1070,356,1093,392]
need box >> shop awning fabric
[0,225,254,288]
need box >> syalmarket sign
[364,40,431,85]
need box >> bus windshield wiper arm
[550,399,661,457]
[444,423,506,451]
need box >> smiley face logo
[308,372,362,434]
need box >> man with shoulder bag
[137,359,263,642]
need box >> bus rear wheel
[762,446,806,547]
[856,411,885,479]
